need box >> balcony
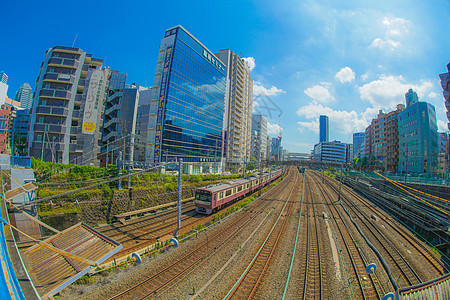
[36,106,69,117]
[68,143,80,153]
[74,94,82,104]
[70,127,78,135]
[53,46,82,55]
[39,89,72,100]
[34,123,67,134]
[72,110,80,119]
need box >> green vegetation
[73,275,94,285]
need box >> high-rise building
[12,109,30,156]
[270,137,282,161]
[29,46,108,164]
[352,132,365,157]
[346,143,354,163]
[216,49,253,171]
[364,125,372,158]
[251,114,267,160]
[313,141,346,164]
[100,71,141,166]
[0,102,14,154]
[398,89,438,174]
[0,71,8,84]
[319,115,329,142]
[439,63,450,131]
[0,72,8,106]
[148,26,226,173]
[14,83,33,109]
[134,87,157,163]
[437,132,448,174]
[365,104,404,172]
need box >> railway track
[301,173,325,299]
[323,180,421,288]
[107,169,295,299]
[223,170,299,299]
[310,172,381,300]
[327,175,447,280]
[341,176,448,276]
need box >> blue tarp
[0,218,26,300]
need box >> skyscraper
[319,115,329,142]
[0,71,8,84]
[0,71,8,106]
[365,105,404,172]
[149,26,226,173]
[439,63,450,131]
[14,83,33,109]
[100,72,141,165]
[398,89,438,173]
[352,132,365,157]
[216,49,253,171]
[251,114,268,160]
[29,46,108,164]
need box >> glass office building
[151,26,226,167]
[319,115,329,142]
[398,89,438,174]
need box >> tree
[12,136,27,156]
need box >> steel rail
[310,173,380,300]
[223,170,298,299]
[107,169,295,300]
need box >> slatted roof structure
[22,223,122,298]
[5,182,37,202]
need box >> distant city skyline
[2,0,450,153]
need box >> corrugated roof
[22,223,122,298]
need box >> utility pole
[174,158,182,238]
[118,151,122,190]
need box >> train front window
[196,190,212,203]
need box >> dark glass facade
[319,115,329,142]
[156,27,226,163]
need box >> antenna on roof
[72,34,78,47]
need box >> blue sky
[2,0,450,153]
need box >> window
[237,186,242,192]
[39,117,44,123]
[225,189,232,197]
[49,69,54,73]
[45,84,50,89]
[37,135,42,142]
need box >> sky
[2,0,450,153]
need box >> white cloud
[371,16,411,51]
[253,82,286,96]
[370,38,401,50]
[267,122,282,135]
[383,17,410,37]
[359,74,433,110]
[428,92,438,98]
[304,84,335,103]
[296,102,368,135]
[297,121,320,134]
[242,57,256,71]
[437,120,448,132]
[335,67,356,83]
[361,72,369,81]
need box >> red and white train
[194,169,283,214]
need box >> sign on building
[82,69,107,135]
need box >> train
[194,168,283,214]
